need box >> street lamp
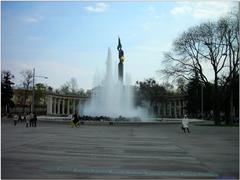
[201,82,204,120]
[31,68,48,114]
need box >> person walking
[29,113,34,127]
[26,113,30,127]
[182,114,190,133]
[23,113,27,123]
[71,113,80,128]
[17,114,22,123]
[14,114,18,126]
[32,114,37,127]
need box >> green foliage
[185,73,204,118]
[35,83,47,105]
[219,72,239,124]
[176,78,187,95]
[135,78,167,106]
[56,78,89,96]
[185,72,214,119]
[59,84,70,94]
[1,71,15,113]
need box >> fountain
[82,39,146,120]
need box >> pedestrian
[17,114,22,123]
[29,113,34,127]
[71,113,80,128]
[23,113,27,123]
[26,113,30,127]
[181,114,190,133]
[14,114,18,126]
[32,114,37,127]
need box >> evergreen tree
[1,71,15,114]
[185,74,202,118]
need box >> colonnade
[154,99,186,118]
[46,94,185,117]
[46,94,87,115]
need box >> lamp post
[31,68,48,114]
[201,82,203,120]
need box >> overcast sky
[2,1,236,90]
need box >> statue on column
[117,37,124,82]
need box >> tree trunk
[23,91,26,114]
[213,75,220,125]
[228,90,233,124]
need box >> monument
[117,37,124,82]
[82,37,146,119]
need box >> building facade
[11,89,89,115]
[11,88,186,118]
[151,95,186,118]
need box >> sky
[1,1,237,90]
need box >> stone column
[159,103,161,116]
[174,100,177,118]
[67,98,70,114]
[54,98,57,114]
[50,96,53,114]
[52,97,56,114]
[178,100,181,117]
[77,100,80,114]
[163,103,166,117]
[73,99,76,114]
[180,100,183,116]
[57,98,61,115]
[62,98,65,115]
[169,102,171,117]
[47,96,50,114]
[47,95,53,115]
[183,100,186,116]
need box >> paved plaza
[1,120,239,179]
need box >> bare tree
[20,69,33,113]
[220,12,240,124]
[69,78,78,93]
[161,26,209,84]
[160,12,239,125]
[59,77,79,95]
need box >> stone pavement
[1,120,239,179]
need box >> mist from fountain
[82,47,146,119]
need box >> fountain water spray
[82,47,146,119]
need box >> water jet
[82,38,146,120]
